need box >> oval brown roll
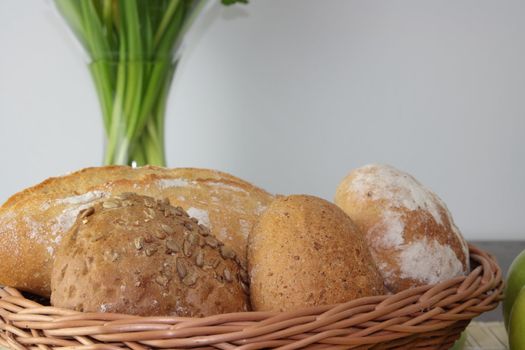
[248,195,385,312]
[335,164,469,293]
[51,193,250,316]
[0,166,273,296]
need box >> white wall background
[0,0,524,240]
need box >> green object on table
[450,331,467,350]
[54,0,245,166]
[503,249,525,330]
[509,286,525,350]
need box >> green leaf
[153,0,181,48]
[80,0,111,59]
[54,0,86,46]
[221,0,248,5]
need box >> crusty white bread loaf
[335,164,469,293]
[0,166,274,296]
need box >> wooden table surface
[464,322,508,350]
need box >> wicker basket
[0,244,503,350]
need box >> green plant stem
[89,61,113,133]
[133,62,176,165]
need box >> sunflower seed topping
[187,232,199,245]
[182,273,198,286]
[161,224,175,235]
[145,247,157,256]
[122,200,134,207]
[80,207,95,218]
[224,268,232,282]
[117,192,134,200]
[164,206,181,218]
[143,198,155,208]
[176,259,187,279]
[102,199,121,209]
[220,245,236,260]
[195,251,204,267]
[198,224,209,235]
[209,258,221,269]
[134,237,144,250]
[154,230,167,240]
[144,207,156,219]
[205,236,219,248]
[155,275,169,287]
[166,239,180,253]
[183,240,193,257]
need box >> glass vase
[54,0,206,166]
[90,59,176,166]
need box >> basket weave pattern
[0,245,503,350]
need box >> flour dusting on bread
[209,182,248,193]
[186,207,211,228]
[56,191,106,205]
[349,164,445,225]
[1,211,21,256]
[399,237,464,285]
[156,178,194,189]
[369,210,405,248]
[51,191,107,236]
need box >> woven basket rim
[0,243,503,350]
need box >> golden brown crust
[334,164,470,293]
[248,195,385,312]
[51,193,249,316]
[0,166,273,296]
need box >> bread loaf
[248,195,385,312]
[334,164,469,293]
[0,166,273,296]
[51,193,249,316]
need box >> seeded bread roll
[334,164,469,293]
[248,195,385,312]
[51,193,250,316]
[0,166,273,296]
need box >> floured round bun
[248,195,385,312]
[51,193,250,317]
[334,164,469,293]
